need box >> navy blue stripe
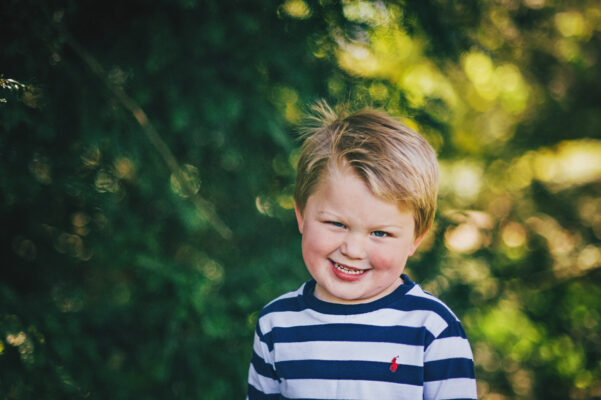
[261,295,304,316]
[275,359,423,385]
[263,324,432,351]
[424,333,434,349]
[259,285,458,327]
[437,320,467,339]
[256,323,265,341]
[247,384,280,400]
[302,277,416,315]
[424,358,475,381]
[258,280,459,329]
[251,350,279,381]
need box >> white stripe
[425,337,473,361]
[274,340,424,366]
[424,377,477,399]
[260,307,447,337]
[282,378,423,399]
[247,364,280,394]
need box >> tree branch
[61,31,232,240]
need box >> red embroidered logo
[389,355,399,372]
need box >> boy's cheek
[303,232,329,254]
[369,251,408,271]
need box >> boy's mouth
[333,262,365,274]
[330,260,369,276]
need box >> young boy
[246,103,477,399]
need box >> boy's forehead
[313,163,414,214]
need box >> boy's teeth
[334,262,365,275]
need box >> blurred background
[2,0,601,398]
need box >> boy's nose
[340,233,366,259]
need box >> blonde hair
[294,101,439,238]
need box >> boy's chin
[315,278,403,304]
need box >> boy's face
[295,165,426,304]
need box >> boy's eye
[372,230,390,238]
[328,221,346,228]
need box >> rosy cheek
[368,247,402,270]
[303,228,330,253]
[368,254,389,269]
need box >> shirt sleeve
[423,320,478,400]
[247,321,281,399]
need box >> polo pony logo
[389,355,399,372]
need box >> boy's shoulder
[403,281,461,324]
[258,282,307,318]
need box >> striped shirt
[247,274,477,400]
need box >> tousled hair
[294,101,439,238]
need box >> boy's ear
[294,202,304,234]
[409,228,429,256]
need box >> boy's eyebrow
[369,224,407,233]
[372,224,404,229]
[316,210,341,219]
[316,211,408,230]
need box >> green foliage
[2,0,601,399]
